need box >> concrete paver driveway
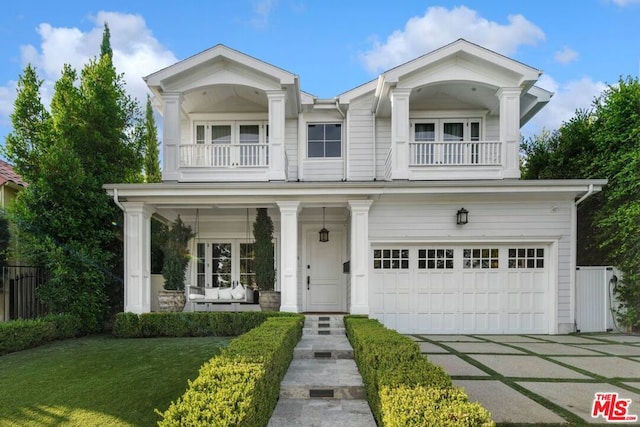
[412,333,640,425]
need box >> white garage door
[370,245,549,334]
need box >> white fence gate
[576,266,620,333]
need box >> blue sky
[0,0,638,143]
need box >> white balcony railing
[409,141,501,166]
[180,144,269,168]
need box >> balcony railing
[180,144,269,168]
[409,141,501,166]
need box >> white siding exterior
[107,40,604,334]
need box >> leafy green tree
[4,24,145,330]
[521,76,640,329]
[4,65,50,182]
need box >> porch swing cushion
[204,287,219,300]
[231,284,246,300]
[219,287,233,300]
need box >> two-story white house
[105,39,605,334]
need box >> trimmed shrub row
[112,311,300,338]
[0,313,82,355]
[344,316,494,427]
[157,315,304,427]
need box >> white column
[277,201,301,312]
[267,90,287,181]
[349,200,373,314]
[390,88,412,180]
[161,92,183,181]
[122,202,155,313]
[496,87,521,179]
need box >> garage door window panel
[374,248,409,269]
[418,248,454,269]
[508,248,545,269]
[463,248,499,269]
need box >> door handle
[307,276,310,290]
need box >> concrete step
[302,327,346,336]
[293,335,354,359]
[268,398,376,427]
[279,359,366,400]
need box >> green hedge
[344,316,493,427]
[112,311,300,338]
[157,315,303,426]
[380,385,494,427]
[0,313,82,355]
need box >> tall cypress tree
[143,95,162,183]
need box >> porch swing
[183,208,256,311]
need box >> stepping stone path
[268,315,376,426]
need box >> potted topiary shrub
[253,208,279,311]
[158,215,195,312]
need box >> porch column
[349,200,373,314]
[122,202,155,313]
[161,92,183,181]
[277,201,301,312]
[267,90,287,181]
[496,87,521,179]
[390,88,412,180]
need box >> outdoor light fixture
[456,207,469,225]
[319,207,329,242]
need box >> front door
[304,229,345,312]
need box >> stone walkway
[268,315,376,427]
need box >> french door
[195,240,255,288]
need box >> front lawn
[0,334,229,427]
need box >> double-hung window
[308,123,342,158]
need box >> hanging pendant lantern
[319,207,329,242]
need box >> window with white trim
[508,248,545,269]
[193,121,268,145]
[195,240,275,288]
[418,249,454,269]
[411,118,482,165]
[463,248,499,269]
[373,249,409,269]
[308,123,342,158]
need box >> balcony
[409,141,501,166]
[180,144,269,168]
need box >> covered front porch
[106,183,373,315]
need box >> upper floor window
[308,123,342,158]
[412,119,481,143]
[194,121,267,146]
[411,118,483,165]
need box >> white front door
[304,229,345,312]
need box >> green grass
[0,334,230,427]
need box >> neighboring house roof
[0,160,26,188]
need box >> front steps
[268,315,376,426]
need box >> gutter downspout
[572,182,594,333]
[113,188,125,212]
[575,184,594,206]
[336,100,347,181]
[372,113,376,180]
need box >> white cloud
[1,11,177,128]
[609,0,640,5]
[360,6,545,74]
[554,46,578,64]
[251,0,279,29]
[522,75,607,138]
